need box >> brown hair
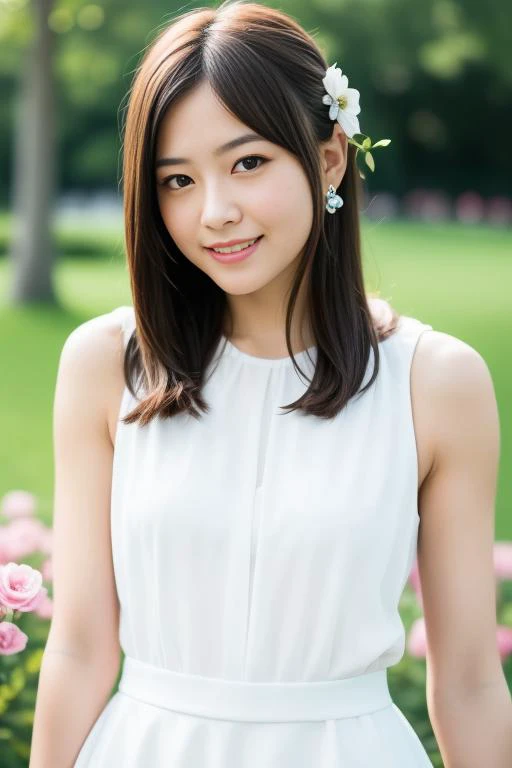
[120,0,397,424]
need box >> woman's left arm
[416,332,512,768]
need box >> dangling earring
[325,184,343,214]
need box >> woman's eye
[163,174,191,190]
[160,155,266,190]
[234,155,266,173]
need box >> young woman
[30,2,511,767]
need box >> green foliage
[0,615,46,767]
[282,0,512,195]
[0,214,511,532]
[0,0,511,198]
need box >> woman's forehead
[156,84,271,163]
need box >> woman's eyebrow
[155,132,266,168]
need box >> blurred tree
[457,0,512,83]
[2,0,174,305]
[9,0,58,304]
[289,0,512,195]
[1,0,511,203]
[0,0,510,307]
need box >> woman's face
[155,81,314,307]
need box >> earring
[325,184,343,214]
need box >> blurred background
[0,1,511,763]
[2,0,510,527]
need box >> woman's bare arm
[416,331,512,767]
[29,312,125,768]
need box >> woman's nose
[200,184,241,229]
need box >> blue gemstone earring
[325,184,343,214]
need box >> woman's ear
[366,296,400,340]
[320,123,348,191]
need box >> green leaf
[501,604,512,626]
[362,137,372,150]
[11,736,31,759]
[24,648,44,674]
[372,139,391,148]
[7,708,34,726]
[0,684,13,701]
[365,151,375,172]
[9,666,25,694]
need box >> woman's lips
[206,235,263,264]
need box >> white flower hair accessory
[322,62,391,180]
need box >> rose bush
[0,490,54,765]
[391,541,512,767]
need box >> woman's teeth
[212,237,259,254]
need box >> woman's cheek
[250,183,284,224]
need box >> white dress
[74,305,435,767]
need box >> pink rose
[493,542,512,582]
[0,490,37,520]
[38,526,53,556]
[0,621,28,655]
[0,517,48,563]
[0,562,47,612]
[0,527,13,565]
[406,617,427,658]
[34,593,53,620]
[496,626,512,662]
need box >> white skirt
[74,656,434,767]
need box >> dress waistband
[117,656,393,723]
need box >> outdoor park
[0,0,511,765]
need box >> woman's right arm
[29,312,125,768]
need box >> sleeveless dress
[74,305,435,767]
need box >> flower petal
[337,109,361,139]
[322,94,333,106]
[323,64,350,98]
[329,102,339,121]
[345,88,361,114]
[322,64,341,98]
[338,73,348,92]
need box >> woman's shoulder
[64,305,132,362]
[403,317,491,433]
[391,310,484,378]
[109,305,136,345]
[410,322,496,490]
[59,306,133,444]
[382,313,481,377]
[411,322,491,400]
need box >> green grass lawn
[0,216,511,538]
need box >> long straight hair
[120,0,397,424]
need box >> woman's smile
[205,235,264,263]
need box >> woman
[30,2,511,767]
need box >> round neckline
[220,335,317,367]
